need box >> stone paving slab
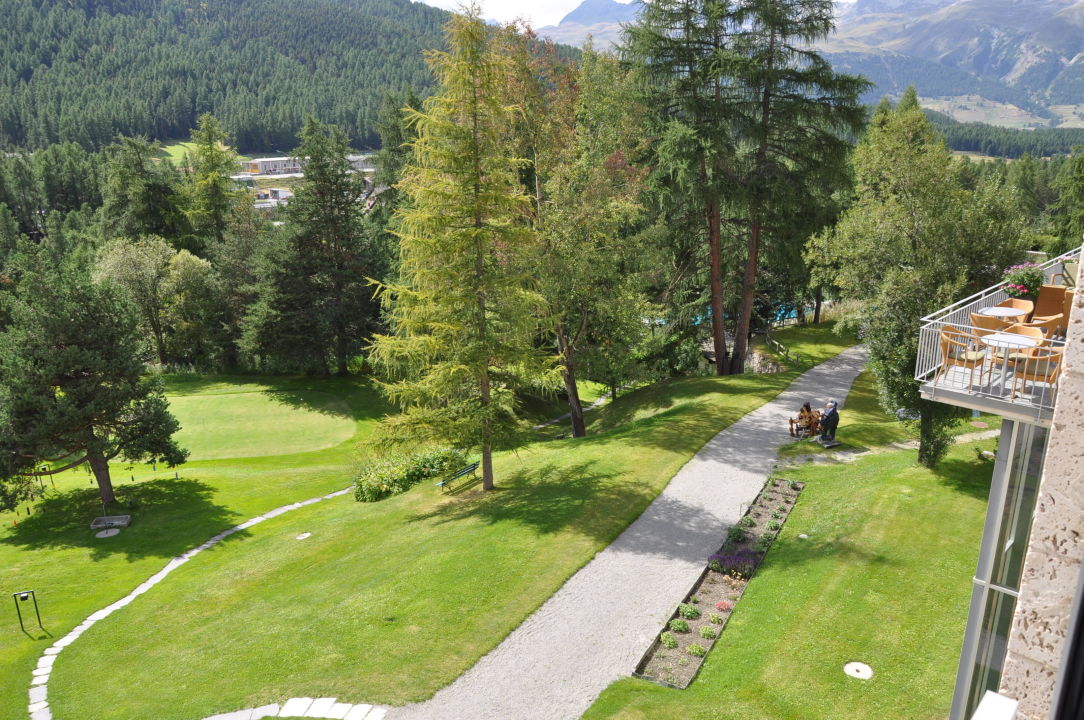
[389,346,869,720]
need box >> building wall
[999,266,1084,718]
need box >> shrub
[756,534,774,550]
[700,626,717,639]
[687,644,707,657]
[767,520,781,531]
[669,618,690,633]
[726,526,747,544]
[354,448,468,502]
[709,612,724,624]
[678,603,701,619]
[660,631,678,649]
[738,516,755,528]
[708,549,761,579]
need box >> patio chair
[970,312,1010,337]
[995,297,1035,318]
[1052,259,1079,287]
[1030,284,1066,322]
[1019,313,1064,338]
[936,325,985,390]
[1010,346,1064,400]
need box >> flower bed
[634,478,805,688]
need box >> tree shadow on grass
[2,477,247,562]
[932,457,993,501]
[409,462,655,544]
[410,461,748,564]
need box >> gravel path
[389,345,869,720]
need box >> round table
[978,306,1029,319]
[981,332,1040,350]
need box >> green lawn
[0,376,390,720]
[12,329,858,720]
[582,440,992,720]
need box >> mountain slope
[537,0,640,48]
[0,0,451,152]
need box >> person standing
[819,399,839,444]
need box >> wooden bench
[436,462,479,493]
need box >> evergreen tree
[243,118,376,374]
[101,137,191,246]
[0,257,187,508]
[723,0,869,373]
[369,10,556,490]
[1052,149,1084,256]
[183,114,240,255]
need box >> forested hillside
[926,112,1084,158]
[0,0,451,152]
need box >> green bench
[436,461,479,493]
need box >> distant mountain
[824,0,1084,127]
[537,0,641,48]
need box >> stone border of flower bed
[633,478,805,689]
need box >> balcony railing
[915,247,1080,424]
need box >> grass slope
[37,329,855,720]
[582,440,992,720]
[0,377,390,720]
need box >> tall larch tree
[369,10,556,491]
[723,0,868,373]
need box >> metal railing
[915,247,1080,417]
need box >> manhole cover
[844,662,873,680]
[296,532,311,540]
[95,528,120,538]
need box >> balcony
[915,248,1080,427]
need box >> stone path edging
[25,486,388,720]
[389,345,870,720]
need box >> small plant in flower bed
[778,505,787,512]
[678,603,701,619]
[660,631,678,649]
[767,520,781,531]
[771,512,782,519]
[790,481,801,491]
[689,596,699,604]
[726,526,747,544]
[1002,262,1046,298]
[700,626,717,639]
[715,600,733,612]
[738,516,755,528]
[669,618,690,633]
[709,549,760,579]
[354,447,468,502]
[756,534,774,551]
[709,613,724,624]
[687,644,707,657]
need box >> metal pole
[12,594,24,633]
[31,592,42,628]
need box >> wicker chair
[1030,284,1067,322]
[995,297,1035,319]
[970,312,1010,337]
[1010,346,1064,400]
[936,325,986,390]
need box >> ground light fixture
[12,589,43,633]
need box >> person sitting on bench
[819,399,839,445]
[790,402,815,437]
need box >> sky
[415,0,635,29]
[415,0,856,30]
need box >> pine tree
[369,10,555,490]
[183,113,240,255]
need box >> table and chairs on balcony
[934,284,1074,404]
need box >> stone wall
[999,264,1084,718]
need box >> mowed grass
[0,376,390,720]
[166,381,355,460]
[38,330,859,720]
[582,439,992,720]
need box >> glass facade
[952,420,1048,720]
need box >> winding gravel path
[389,345,869,720]
[27,346,866,720]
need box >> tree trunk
[708,200,729,375]
[481,443,494,491]
[729,215,760,374]
[813,287,823,324]
[557,326,586,438]
[335,328,349,376]
[86,448,116,507]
